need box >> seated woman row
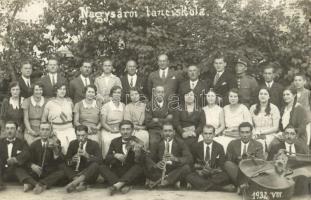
[175,86,310,156]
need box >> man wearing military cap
[235,57,258,108]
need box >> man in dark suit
[259,63,284,109]
[186,124,232,191]
[224,122,263,191]
[99,120,145,195]
[147,54,181,101]
[178,65,211,108]
[0,121,34,192]
[69,60,94,104]
[145,86,177,154]
[210,53,237,106]
[144,121,192,189]
[18,61,33,98]
[121,60,147,104]
[25,122,65,194]
[40,56,67,98]
[64,125,101,193]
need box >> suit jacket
[0,137,30,169]
[190,141,225,170]
[178,79,211,108]
[259,81,284,110]
[147,68,181,99]
[146,137,193,170]
[18,77,33,98]
[28,139,64,172]
[145,99,177,130]
[210,70,237,105]
[105,136,139,169]
[267,141,309,161]
[69,75,94,104]
[40,73,67,98]
[226,139,264,165]
[120,73,147,103]
[65,139,102,170]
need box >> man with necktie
[99,120,145,195]
[178,65,211,108]
[120,60,147,104]
[144,121,192,189]
[185,124,233,191]
[69,59,94,104]
[18,61,33,98]
[24,122,65,194]
[64,125,101,193]
[224,122,263,192]
[40,56,67,98]
[0,121,34,192]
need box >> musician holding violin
[100,120,146,196]
[64,125,102,193]
[25,122,64,194]
[185,124,234,192]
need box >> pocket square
[216,155,220,159]
[17,150,22,154]
[221,82,227,85]
[171,76,176,79]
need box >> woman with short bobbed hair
[100,85,125,158]
[41,83,75,154]
[74,85,101,144]
[22,82,48,144]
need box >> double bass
[239,150,311,200]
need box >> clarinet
[161,138,170,185]
[75,142,83,172]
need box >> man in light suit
[69,60,94,104]
[120,60,147,104]
[40,56,67,98]
[178,65,211,108]
[209,52,237,106]
[259,63,284,110]
[224,122,263,191]
[18,61,33,98]
[186,124,232,191]
[147,54,181,102]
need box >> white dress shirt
[22,76,31,87]
[159,68,169,79]
[49,73,57,85]
[241,141,249,156]
[127,74,137,87]
[165,139,173,154]
[190,80,198,90]
[7,142,13,159]
[80,75,90,87]
[285,142,296,155]
[265,81,274,88]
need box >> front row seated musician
[223,122,264,193]
[267,125,310,195]
[144,121,193,188]
[64,125,102,193]
[185,124,234,192]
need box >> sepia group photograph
[0,0,310,199]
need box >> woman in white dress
[124,88,149,148]
[250,88,280,153]
[222,88,252,151]
[41,83,75,154]
[201,90,225,136]
[100,86,124,158]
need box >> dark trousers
[64,162,99,184]
[223,161,246,187]
[146,164,191,185]
[1,166,32,184]
[28,166,65,187]
[186,171,230,191]
[99,163,144,185]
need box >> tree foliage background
[0,0,310,86]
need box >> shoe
[65,183,76,193]
[23,183,34,192]
[221,184,236,193]
[33,184,46,194]
[120,186,131,194]
[109,186,118,196]
[76,182,87,192]
[186,183,192,190]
